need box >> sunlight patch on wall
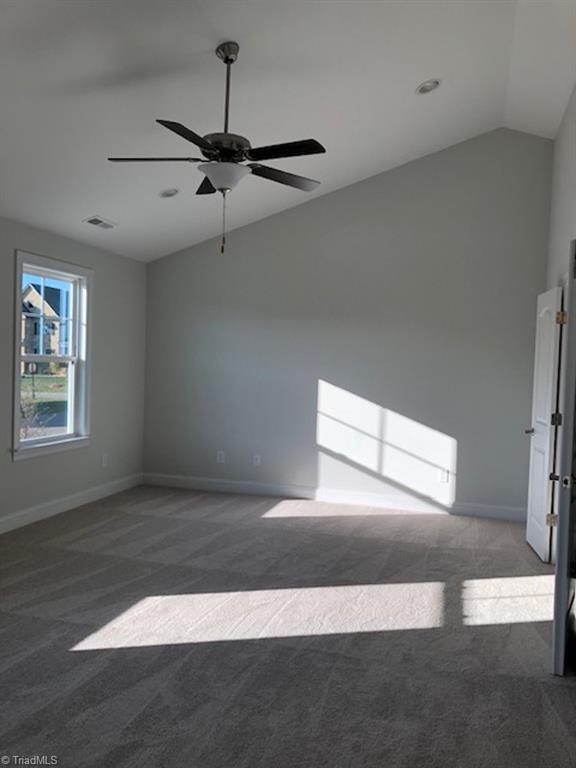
[316,380,457,506]
[315,452,450,513]
[462,575,554,626]
[72,582,445,650]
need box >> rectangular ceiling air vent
[83,215,116,230]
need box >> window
[13,251,91,458]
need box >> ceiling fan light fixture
[198,162,250,191]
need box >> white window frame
[13,250,92,460]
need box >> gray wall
[144,128,552,513]
[0,217,146,521]
[547,83,576,289]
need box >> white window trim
[12,250,93,460]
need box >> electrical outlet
[101,453,109,469]
[438,468,450,484]
[252,454,262,467]
[216,450,226,464]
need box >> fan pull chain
[220,190,227,254]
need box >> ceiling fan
[108,41,326,250]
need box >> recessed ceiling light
[416,79,441,95]
[159,188,179,198]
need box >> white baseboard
[0,472,524,537]
[143,473,525,523]
[0,473,143,535]
[314,487,445,513]
[144,472,313,500]
[452,502,525,523]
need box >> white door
[526,287,563,562]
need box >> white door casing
[526,287,563,562]
[553,244,576,676]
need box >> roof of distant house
[22,283,60,317]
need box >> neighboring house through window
[13,251,92,458]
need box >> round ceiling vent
[416,79,441,95]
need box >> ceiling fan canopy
[108,40,326,196]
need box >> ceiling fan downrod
[216,41,239,135]
[215,41,239,253]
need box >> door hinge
[546,513,558,527]
[556,311,568,325]
[551,412,563,426]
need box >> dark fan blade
[156,120,214,152]
[248,163,320,191]
[247,139,325,161]
[196,176,216,195]
[108,157,203,162]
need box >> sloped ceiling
[0,0,574,261]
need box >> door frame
[553,241,576,676]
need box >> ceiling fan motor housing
[202,132,251,161]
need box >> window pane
[42,318,72,356]
[21,271,74,355]
[20,316,72,356]
[44,275,73,320]
[54,318,72,356]
[21,313,41,355]
[19,361,71,442]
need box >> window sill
[12,436,91,461]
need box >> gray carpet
[1,487,575,767]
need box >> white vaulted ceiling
[0,0,574,261]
